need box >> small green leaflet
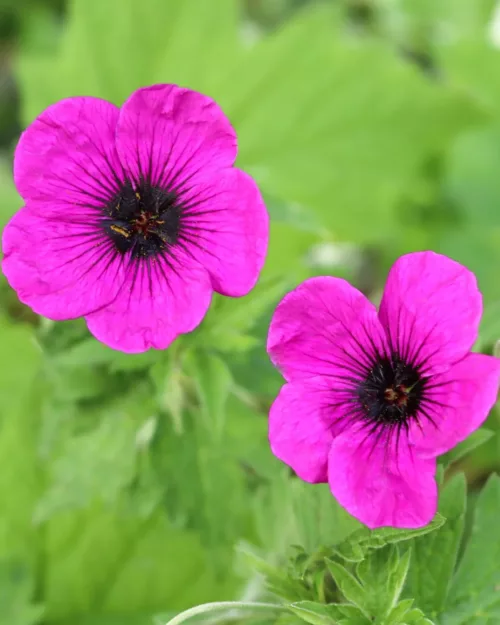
[290,600,370,625]
[332,514,445,562]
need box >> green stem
[163,601,287,625]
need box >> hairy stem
[163,601,287,625]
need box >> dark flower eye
[1,85,269,353]
[357,354,426,427]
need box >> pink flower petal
[409,352,500,458]
[267,277,388,382]
[14,97,122,208]
[1,206,126,319]
[178,168,268,297]
[85,249,212,353]
[379,252,482,375]
[328,424,437,529]
[115,84,237,189]
[269,377,343,483]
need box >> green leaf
[53,337,160,372]
[231,4,483,242]
[405,474,467,616]
[252,474,361,562]
[173,354,253,570]
[386,599,415,625]
[240,548,312,602]
[197,278,290,354]
[387,599,436,624]
[325,560,367,613]
[442,474,500,624]
[289,482,362,556]
[45,361,114,402]
[0,560,44,625]
[195,441,249,572]
[332,514,445,562]
[443,126,500,304]
[0,333,44,621]
[263,221,320,283]
[150,349,187,434]
[43,508,236,622]
[394,0,496,42]
[151,368,256,571]
[265,194,324,235]
[16,0,482,246]
[290,601,371,625]
[403,608,436,625]
[0,317,41,420]
[16,0,241,116]
[392,549,412,604]
[217,393,273,481]
[289,601,338,625]
[441,431,495,470]
[438,222,500,304]
[333,603,372,625]
[357,545,411,618]
[186,352,232,439]
[52,338,127,367]
[429,0,498,118]
[35,413,139,522]
[35,385,158,523]
[439,37,500,117]
[0,319,42,566]
[446,127,500,229]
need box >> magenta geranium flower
[1,84,268,352]
[267,252,500,529]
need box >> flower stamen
[102,179,180,259]
[384,385,409,407]
[357,354,424,426]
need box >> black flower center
[357,354,424,425]
[102,179,181,259]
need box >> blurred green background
[0,0,500,623]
